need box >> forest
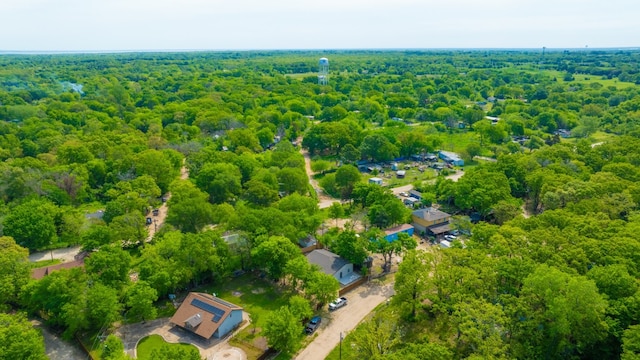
[1,49,640,359]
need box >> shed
[438,151,464,166]
[369,177,383,185]
[396,170,406,178]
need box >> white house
[306,249,359,286]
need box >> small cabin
[369,177,383,185]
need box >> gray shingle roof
[306,249,349,275]
[412,207,451,222]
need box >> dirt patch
[253,336,268,350]
[251,288,265,294]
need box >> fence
[339,276,367,296]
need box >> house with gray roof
[412,207,452,236]
[306,249,359,286]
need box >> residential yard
[136,334,199,360]
[195,274,295,359]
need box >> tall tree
[263,306,303,354]
[252,236,302,280]
[125,281,158,322]
[166,180,214,233]
[393,250,429,320]
[85,244,132,288]
[0,313,47,360]
[0,236,31,307]
[3,199,58,250]
[195,162,242,204]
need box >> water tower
[318,57,329,85]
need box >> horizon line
[1,46,640,55]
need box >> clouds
[0,0,638,51]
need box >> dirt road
[29,245,83,263]
[145,162,189,241]
[32,319,86,360]
[298,142,341,209]
[295,282,395,360]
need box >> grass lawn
[136,334,199,360]
[30,259,61,269]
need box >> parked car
[152,208,159,216]
[305,316,322,334]
[329,297,348,311]
[444,234,457,241]
[399,191,410,197]
[146,217,153,225]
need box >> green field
[546,70,637,89]
[136,334,199,360]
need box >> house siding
[412,216,450,234]
[213,309,243,339]
[333,263,353,282]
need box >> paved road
[295,282,394,360]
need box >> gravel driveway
[295,281,394,360]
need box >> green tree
[134,149,180,193]
[393,250,429,320]
[340,143,361,163]
[622,325,640,360]
[288,295,313,322]
[277,167,308,195]
[452,298,508,359]
[166,180,214,233]
[0,236,31,307]
[101,334,130,360]
[311,159,332,174]
[252,236,302,280]
[195,162,242,204]
[304,271,340,307]
[513,265,609,359]
[85,244,132,287]
[85,283,122,331]
[454,167,513,217]
[3,199,58,250]
[263,306,303,354]
[331,229,369,266]
[335,164,361,199]
[360,134,398,162]
[0,313,47,360]
[126,281,158,322]
[328,202,344,227]
[350,313,402,358]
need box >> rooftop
[170,292,242,339]
[306,249,350,275]
[412,207,451,222]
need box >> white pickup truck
[328,297,348,311]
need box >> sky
[1,0,639,51]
